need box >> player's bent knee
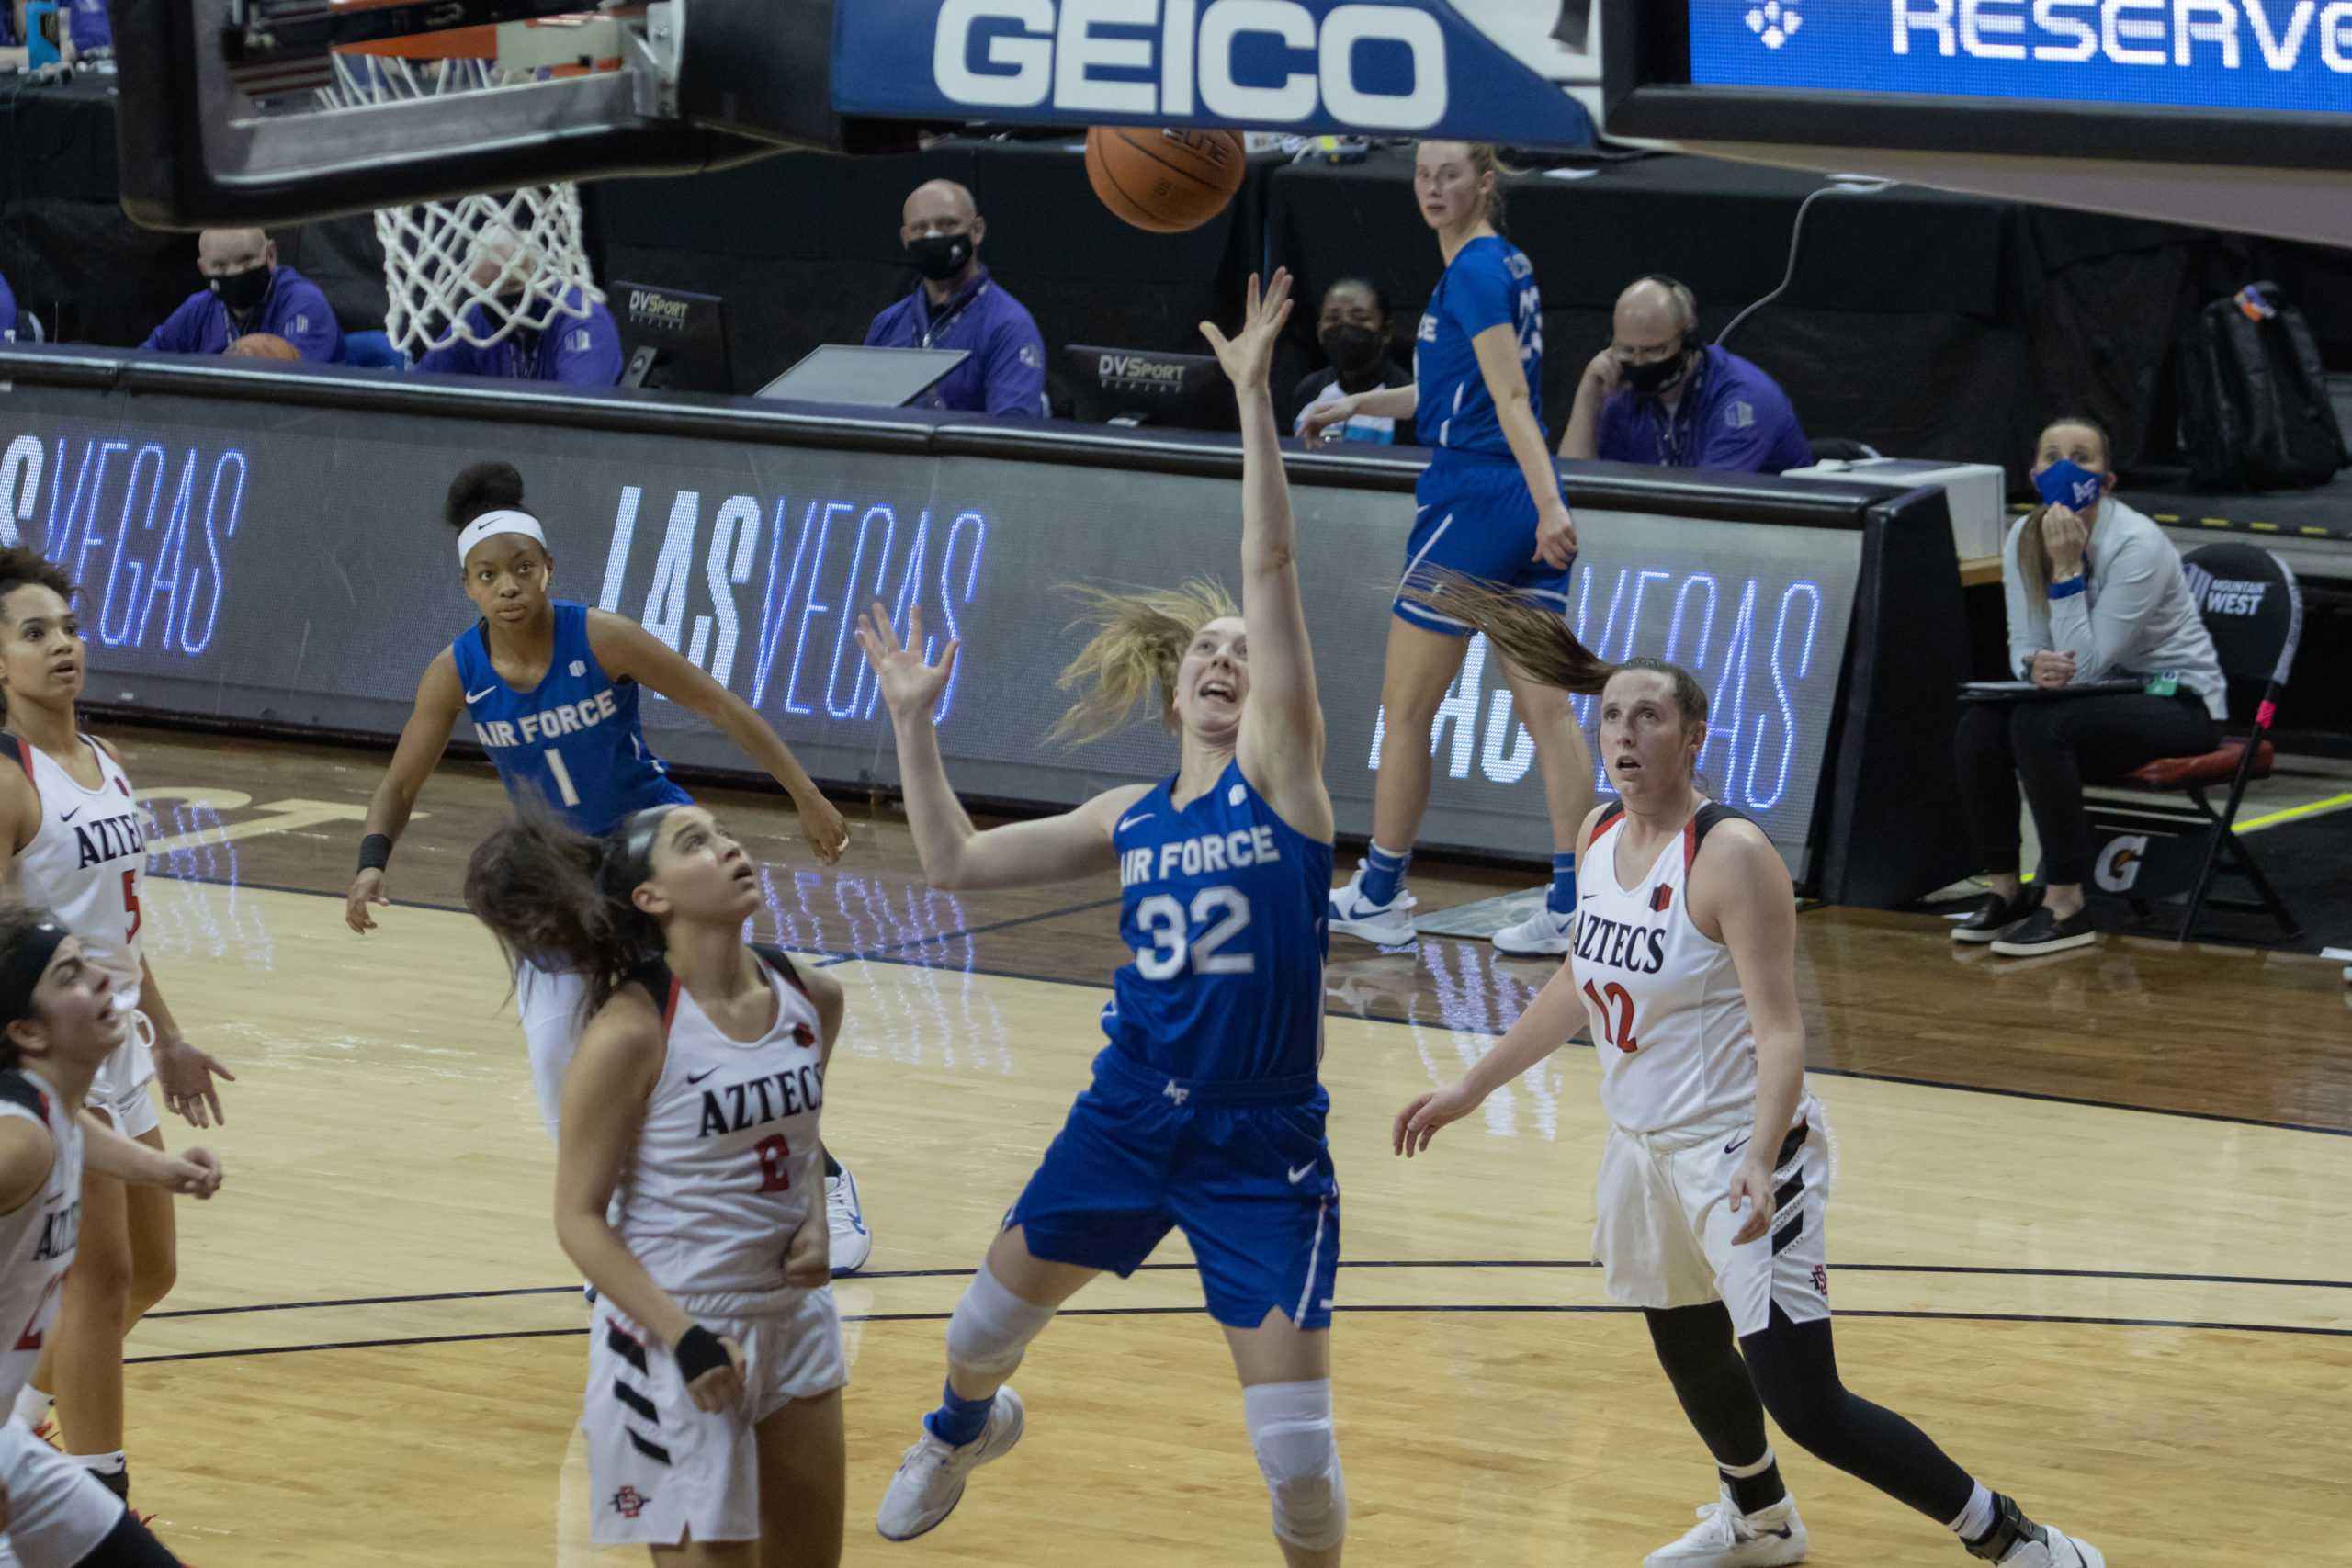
[1245,1379,1346,1551]
[943,1261,1057,1382]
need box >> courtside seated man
[141,230,343,365]
[1558,276,1809,476]
[863,179,1047,419]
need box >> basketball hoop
[318,21,607,358]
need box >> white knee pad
[944,1262,1057,1381]
[1245,1379,1346,1551]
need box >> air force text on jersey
[470,687,623,751]
[1119,823,1284,889]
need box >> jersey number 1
[1583,978,1640,1054]
[544,750,582,808]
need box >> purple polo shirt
[140,265,343,362]
[412,290,624,386]
[0,275,16,343]
[1597,344,1811,475]
[862,265,1046,419]
[66,0,109,50]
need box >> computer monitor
[755,344,968,408]
[1061,344,1234,430]
[611,282,732,394]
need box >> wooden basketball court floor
[81,726,2350,1564]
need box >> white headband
[458,509,548,564]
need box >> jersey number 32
[1133,888,1254,980]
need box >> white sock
[1948,1481,1996,1541]
[73,1450,126,1477]
[11,1385,49,1428]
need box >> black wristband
[674,1324,729,1382]
[357,833,392,873]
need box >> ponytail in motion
[463,805,678,1022]
[1049,579,1239,745]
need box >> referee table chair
[2083,542,2304,943]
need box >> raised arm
[345,649,464,933]
[588,612,850,864]
[2042,523,2173,683]
[855,603,1141,891]
[1201,270,1331,838]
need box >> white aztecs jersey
[615,946,827,1305]
[2,736,146,1010]
[0,1069,82,1410]
[1574,803,1776,1134]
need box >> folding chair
[2107,542,2304,942]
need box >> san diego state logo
[611,1485,649,1519]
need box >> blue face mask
[2035,457,2104,510]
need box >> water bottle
[24,1,61,68]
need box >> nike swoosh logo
[686,1067,718,1085]
[1286,1162,1316,1184]
[59,807,81,823]
[465,686,499,704]
[1117,813,1155,832]
[1723,1133,1752,1156]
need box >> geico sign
[931,0,1448,129]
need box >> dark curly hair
[444,461,529,531]
[464,806,680,1026]
[0,547,74,620]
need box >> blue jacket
[0,274,16,344]
[862,265,1046,419]
[141,265,343,362]
[413,290,624,386]
[1598,344,1810,475]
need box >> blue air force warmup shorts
[1005,1046,1340,1331]
[1394,448,1576,637]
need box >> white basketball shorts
[514,961,589,1143]
[1590,1097,1832,1338]
[0,1419,128,1565]
[87,1010,159,1141]
[584,1286,846,1546]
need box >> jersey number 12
[1583,978,1640,1054]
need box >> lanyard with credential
[919,281,989,350]
[1648,358,1706,468]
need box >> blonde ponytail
[1050,579,1239,745]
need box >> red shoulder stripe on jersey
[1585,803,1624,852]
[1681,815,1700,875]
[0,736,36,809]
[662,976,682,1038]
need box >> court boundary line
[142,1258,2352,1322]
[127,1302,2352,1365]
[148,871,2352,1140]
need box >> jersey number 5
[1582,978,1640,1054]
[1133,888,1254,980]
[753,1133,792,1192]
[121,869,141,942]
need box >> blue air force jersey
[1414,235,1545,457]
[1102,760,1333,1083]
[452,601,690,837]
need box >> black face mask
[906,232,974,282]
[1622,348,1691,399]
[1319,323,1386,377]
[209,265,271,316]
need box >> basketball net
[320,51,605,360]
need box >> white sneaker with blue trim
[1329,864,1418,946]
[827,1164,873,1277]
[1491,902,1578,957]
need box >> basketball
[1085,127,1247,234]
[226,333,302,360]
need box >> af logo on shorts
[611,1485,650,1519]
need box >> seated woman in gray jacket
[1953,415,2225,956]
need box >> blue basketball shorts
[1004,1047,1340,1332]
[1394,448,1576,637]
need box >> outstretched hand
[854,602,961,725]
[1201,269,1295,392]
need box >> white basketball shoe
[1984,1525,2105,1567]
[1329,864,1417,946]
[876,1388,1025,1542]
[1491,902,1577,957]
[826,1164,873,1277]
[1645,1483,1809,1568]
